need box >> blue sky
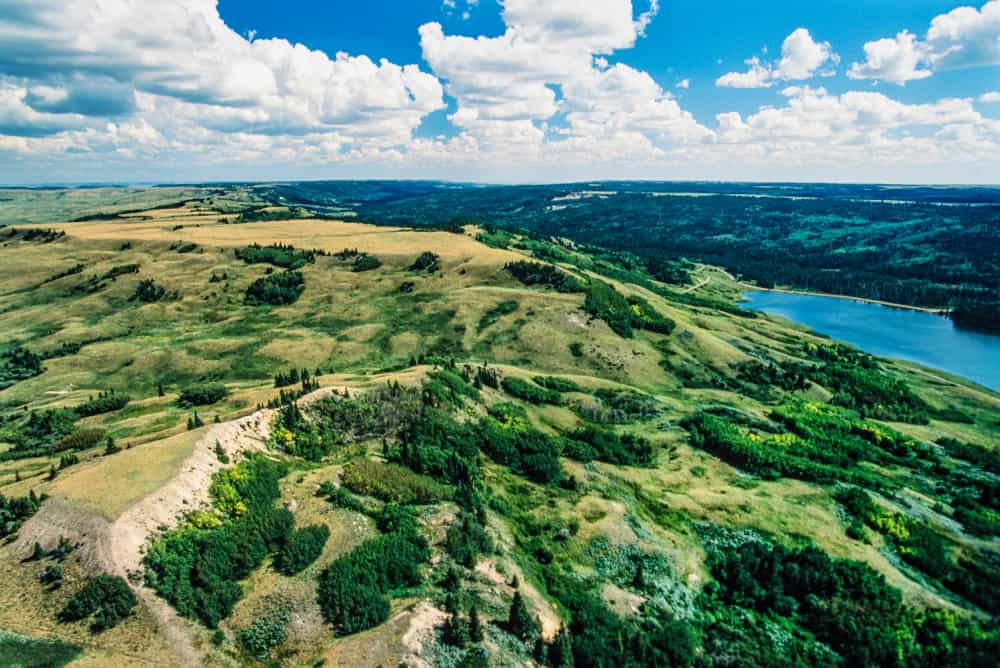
[218,0,996,127]
[0,1,998,184]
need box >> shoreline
[740,284,950,315]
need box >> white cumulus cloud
[717,28,838,88]
[0,0,444,144]
[419,0,712,160]
[849,1,1000,84]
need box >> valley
[0,187,997,667]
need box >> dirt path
[104,409,275,666]
[14,386,354,666]
[679,275,710,294]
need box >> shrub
[51,428,106,453]
[0,408,78,457]
[131,278,166,303]
[804,345,932,424]
[476,415,563,484]
[707,540,907,667]
[316,527,429,635]
[320,482,367,513]
[352,254,382,272]
[0,631,80,667]
[583,281,633,337]
[239,605,290,658]
[0,491,43,539]
[58,574,136,632]
[144,456,290,627]
[73,390,129,417]
[0,344,43,388]
[505,261,582,293]
[532,376,582,393]
[410,251,440,273]
[276,525,330,575]
[341,459,449,505]
[477,300,519,332]
[501,377,561,405]
[270,401,333,461]
[563,427,655,466]
[937,436,1000,475]
[587,388,660,423]
[424,368,480,407]
[177,382,228,407]
[245,270,305,306]
[627,295,676,334]
[235,243,316,269]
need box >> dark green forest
[266,181,1000,318]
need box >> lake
[741,290,1000,392]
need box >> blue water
[742,291,1000,393]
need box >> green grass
[0,193,999,666]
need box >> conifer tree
[506,590,539,641]
[469,605,484,642]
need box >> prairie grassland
[0,537,179,666]
[0,186,216,225]
[49,428,201,519]
[2,198,999,666]
[46,214,522,262]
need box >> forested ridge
[270,181,1000,314]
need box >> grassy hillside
[0,195,997,667]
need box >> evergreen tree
[442,566,462,593]
[443,611,470,647]
[533,637,548,664]
[214,441,230,464]
[469,605,484,642]
[506,590,539,641]
[104,436,120,455]
[550,627,574,668]
[632,560,646,590]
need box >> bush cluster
[58,574,135,632]
[341,459,450,505]
[144,456,290,627]
[477,300,519,332]
[531,376,582,393]
[316,510,428,635]
[0,344,43,388]
[410,251,440,273]
[269,401,333,461]
[0,491,43,539]
[235,243,317,269]
[504,261,582,293]
[501,376,561,405]
[351,253,382,272]
[476,412,562,484]
[131,278,166,303]
[563,427,655,466]
[177,382,228,407]
[245,270,305,306]
[73,390,129,417]
[276,525,330,575]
